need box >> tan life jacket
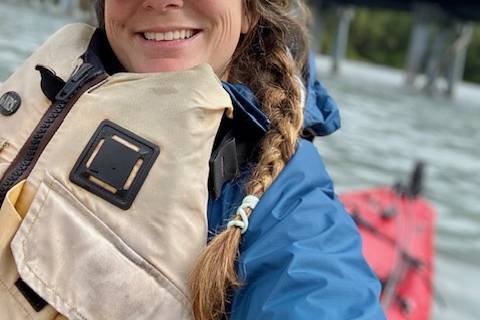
[0,23,233,320]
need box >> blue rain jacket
[211,56,386,319]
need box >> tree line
[317,8,480,84]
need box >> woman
[0,0,385,319]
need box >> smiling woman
[0,0,385,320]
[102,0,249,76]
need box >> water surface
[315,58,480,320]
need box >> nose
[142,0,184,11]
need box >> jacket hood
[303,53,341,136]
[223,53,341,138]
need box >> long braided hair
[95,1,310,319]
[190,1,310,319]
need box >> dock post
[405,2,435,86]
[445,23,473,97]
[308,0,324,54]
[59,0,74,14]
[331,6,354,75]
[423,18,453,95]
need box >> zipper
[0,63,107,206]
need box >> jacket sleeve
[229,140,386,320]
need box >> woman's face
[104,0,250,78]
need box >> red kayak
[339,163,436,320]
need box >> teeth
[143,30,195,41]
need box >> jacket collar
[83,29,340,138]
[82,29,126,75]
[221,82,270,136]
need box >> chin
[134,60,197,74]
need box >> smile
[143,30,197,41]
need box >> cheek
[104,0,132,34]
[200,0,244,43]
[217,16,240,48]
[104,1,139,72]
[204,2,244,66]
[104,16,125,56]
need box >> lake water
[1,2,479,319]
[314,59,480,319]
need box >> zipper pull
[55,63,104,103]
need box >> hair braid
[190,1,310,319]
[93,1,310,319]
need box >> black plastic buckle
[209,137,239,199]
[15,278,47,312]
[70,120,160,210]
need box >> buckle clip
[209,137,239,199]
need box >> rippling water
[1,2,479,319]
[314,59,480,319]
[0,2,73,80]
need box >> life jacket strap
[15,277,47,312]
